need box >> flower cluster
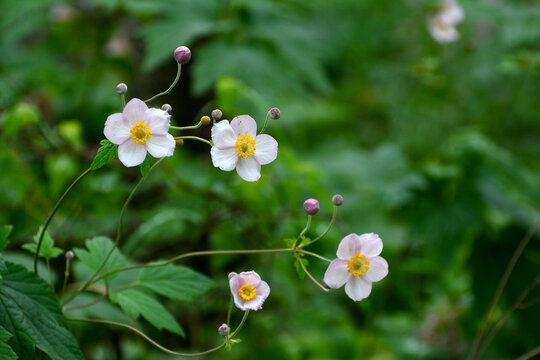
[427,0,465,44]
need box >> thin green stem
[46,258,53,288]
[34,167,92,274]
[516,346,540,360]
[170,121,203,131]
[258,111,271,135]
[294,215,311,248]
[66,318,225,357]
[61,257,71,295]
[121,94,125,108]
[174,136,212,146]
[467,221,540,360]
[113,280,142,293]
[63,294,107,312]
[294,253,329,292]
[301,205,338,247]
[226,292,233,328]
[144,64,181,103]
[229,311,249,338]
[300,249,332,263]
[62,160,163,306]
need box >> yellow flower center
[235,134,256,158]
[130,121,152,144]
[238,283,256,301]
[347,253,370,277]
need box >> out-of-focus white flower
[427,0,465,44]
[104,98,175,167]
[210,115,278,182]
[323,233,388,301]
[229,271,270,311]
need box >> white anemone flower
[229,271,270,311]
[104,98,175,167]
[323,233,388,301]
[438,0,465,27]
[427,0,465,44]
[210,115,278,182]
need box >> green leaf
[90,140,118,171]
[0,260,84,360]
[0,325,17,360]
[73,236,128,280]
[22,226,63,259]
[110,289,185,337]
[140,154,151,177]
[293,257,309,280]
[139,264,215,302]
[0,225,13,253]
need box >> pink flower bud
[332,194,344,206]
[303,198,319,215]
[269,107,281,120]
[174,46,191,64]
[218,323,230,336]
[115,83,127,95]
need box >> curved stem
[66,318,225,357]
[174,136,212,146]
[170,121,203,131]
[62,160,163,306]
[144,64,182,103]
[61,256,72,295]
[229,311,249,338]
[294,253,329,292]
[63,294,107,312]
[226,292,233,328]
[301,205,337,248]
[258,111,271,135]
[467,221,540,360]
[516,346,540,360]
[121,94,126,108]
[300,249,332,263]
[34,167,92,274]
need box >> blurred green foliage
[1,0,539,359]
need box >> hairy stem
[174,136,212,146]
[301,205,338,247]
[258,111,271,135]
[144,64,182,103]
[295,253,329,292]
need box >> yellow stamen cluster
[235,134,256,158]
[238,283,256,301]
[347,253,370,277]
[130,121,152,145]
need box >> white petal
[336,233,361,260]
[123,98,148,125]
[232,293,249,311]
[254,134,278,165]
[323,259,350,289]
[145,133,175,158]
[118,141,147,167]
[358,233,383,258]
[244,280,270,311]
[211,147,238,171]
[145,108,171,135]
[364,256,388,282]
[255,280,270,299]
[104,113,131,145]
[345,276,372,301]
[211,120,237,148]
[427,16,459,44]
[231,115,257,137]
[239,271,262,287]
[236,157,261,182]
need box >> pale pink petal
[211,147,238,171]
[104,113,131,145]
[236,157,261,182]
[254,134,278,165]
[123,98,148,125]
[323,259,350,289]
[364,256,388,282]
[358,233,383,258]
[230,115,257,137]
[345,276,372,301]
[145,108,171,135]
[244,280,270,311]
[239,271,262,287]
[254,280,270,298]
[229,274,244,294]
[232,293,249,311]
[336,234,361,260]
[118,141,147,167]
[211,120,237,149]
[229,272,268,311]
[145,133,175,158]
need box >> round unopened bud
[175,139,184,147]
[211,109,222,121]
[269,107,281,120]
[115,83,127,95]
[161,104,172,112]
[218,324,230,336]
[303,198,320,215]
[228,272,238,280]
[66,251,74,260]
[174,46,191,64]
[332,194,344,206]
[201,116,211,126]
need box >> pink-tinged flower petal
[210,147,238,171]
[123,98,148,125]
[240,271,262,287]
[145,133,175,158]
[145,108,171,135]
[229,271,268,311]
[345,276,372,301]
[336,233,361,260]
[236,157,261,182]
[211,120,237,149]
[229,274,244,294]
[118,141,147,167]
[230,115,257,137]
[104,113,131,145]
[364,256,388,282]
[244,280,270,311]
[323,259,350,289]
[358,233,383,258]
[254,134,278,165]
